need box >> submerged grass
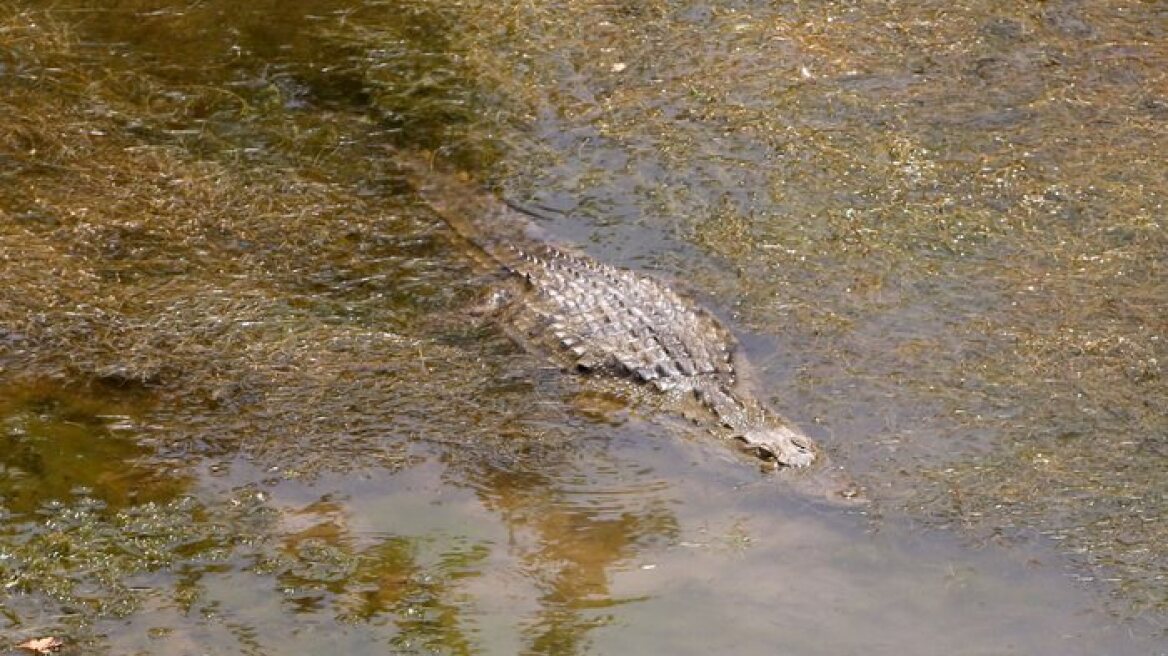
[389,0,1167,615]
[0,0,1164,645]
[0,8,613,647]
[253,0,1164,618]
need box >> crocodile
[399,153,817,469]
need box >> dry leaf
[17,637,64,654]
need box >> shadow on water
[0,0,1165,653]
[0,381,188,516]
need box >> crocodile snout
[737,426,816,468]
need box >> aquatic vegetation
[0,0,1164,652]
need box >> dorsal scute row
[506,245,735,389]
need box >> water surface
[0,1,1164,653]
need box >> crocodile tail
[392,149,547,272]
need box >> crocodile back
[507,245,737,392]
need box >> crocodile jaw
[737,425,817,468]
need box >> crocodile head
[736,424,817,468]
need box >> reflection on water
[0,0,1165,653]
[468,454,679,652]
[0,383,189,515]
[5,384,1152,653]
[76,432,1161,655]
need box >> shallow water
[0,0,1165,653]
[5,395,1154,654]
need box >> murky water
[0,1,1164,654]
